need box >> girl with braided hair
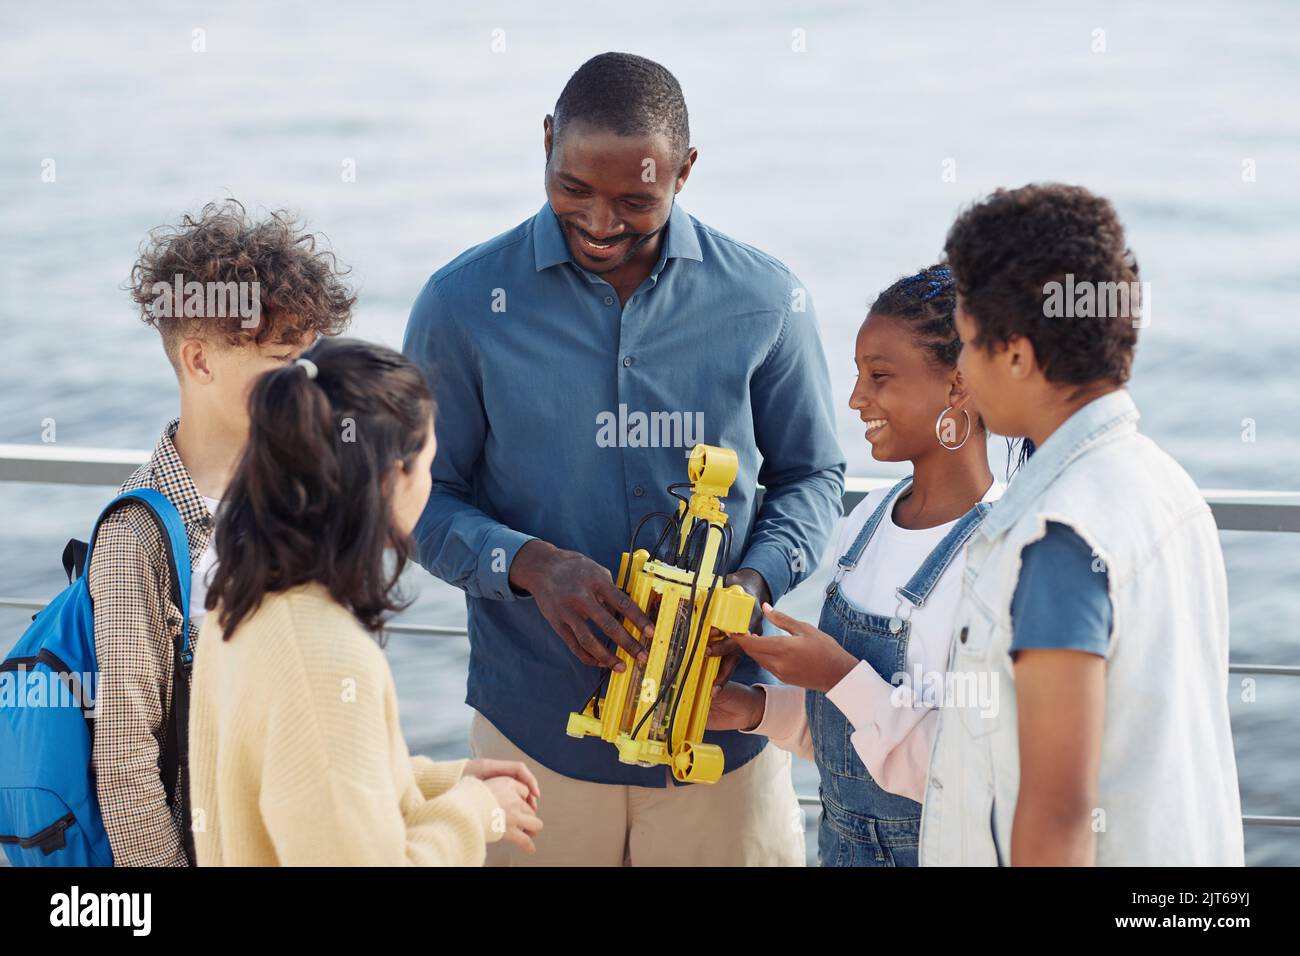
[707,263,1004,867]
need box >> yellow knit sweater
[188,581,502,865]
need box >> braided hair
[868,263,1034,472]
[868,264,960,371]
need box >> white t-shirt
[189,495,221,628]
[831,478,1006,680]
[746,475,1008,798]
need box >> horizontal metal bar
[0,598,474,637]
[2,445,1300,533]
[844,479,1300,534]
[0,444,149,487]
[2,597,1293,832]
[792,795,1298,828]
[1197,489,1300,534]
[381,621,470,637]
[1229,663,1300,677]
[0,598,49,612]
[2,597,1297,676]
[1241,815,1300,828]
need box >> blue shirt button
[633,485,645,497]
[604,295,615,305]
[622,355,634,367]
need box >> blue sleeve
[401,277,536,601]
[740,280,847,604]
[1009,521,1112,658]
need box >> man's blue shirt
[402,200,845,785]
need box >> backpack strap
[87,489,192,642]
[86,487,197,865]
[61,538,89,584]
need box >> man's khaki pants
[470,710,806,866]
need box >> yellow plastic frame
[565,445,754,783]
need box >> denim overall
[808,477,992,867]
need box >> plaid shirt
[89,418,213,866]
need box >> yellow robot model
[565,444,754,784]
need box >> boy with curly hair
[920,183,1243,865]
[93,201,354,865]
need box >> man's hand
[706,681,766,732]
[705,568,772,689]
[715,602,857,694]
[508,539,653,671]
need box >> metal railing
[2,443,1298,832]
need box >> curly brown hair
[944,183,1139,387]
[128,199,355,367]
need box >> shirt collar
[532,200,704,274]
[148,417,214,529]
[978,388,1140,540]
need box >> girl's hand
[464,758,540,811]
[728,602,859,693]
[706,681,766,731]
[483,776,544,853]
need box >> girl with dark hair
[188,337,543,865]
[708,264,1004,867]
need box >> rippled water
[2,0,1297,864]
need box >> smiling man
[402,52,845,866]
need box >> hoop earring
[935,405,972,451]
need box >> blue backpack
[0,488,195,866]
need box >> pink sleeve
[825,662,937,802]
[741,683,814,762]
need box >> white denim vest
[918,390,1245,866]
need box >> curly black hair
[553,52,690,159]
[128,199,355,368]
[944,183,1139,387]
